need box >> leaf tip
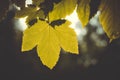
[21,45,28,52]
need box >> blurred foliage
[99,0,120,41]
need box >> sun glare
[25,0,32,7]
[66,9,83,36]
[18,1,102,40]
[13,17,28,31]
[66,9,80,27]
[89,11,101,26]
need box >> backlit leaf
[55,22,78,54]
[77,0,90,27]
[99,0,120,40]
[49,0,77,22]
[37,26,60,69]
[22,20,78,69]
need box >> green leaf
[99,0,120,40]
[77,0,90,27]
[22,20,78,69]
[49,0,77,22]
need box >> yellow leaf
[22,20,48,51]
[77,0,90,27]
[55,21,78,54]
[49,0,77,22]
[22,20,78,69]
[37,26,60,69]
[99,0,120,40]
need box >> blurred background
[0,1,120,80]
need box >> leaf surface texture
[49,0,77,22]
[99,0,120,40]
[22,20,78,69]
[77,0,90,27]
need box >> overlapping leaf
[32,0,44,6]
[15,6,37,18]
[22,20,78,69]
[49,0,77,22]
[55,23,78,53]
[15,6,45,26]
[76,0,90,27]
[99,0,120,40]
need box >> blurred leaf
[0,0,9,21]
[12,0,26,8]
[99,0,120,40]
[49,0,77,22]
[15,6,45,26]
[15,6,37,18]
[26,9,45,26]
[22,20,78,69]
[32,0,44,6]
[77,0,90,27]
